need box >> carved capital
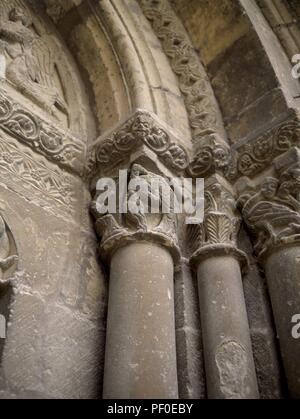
[229,119,300,181]
[87,110,190,178]
[238,147,300,259]
[91,163,180,265]
[190,175,248,271]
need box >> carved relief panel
[0,0,93,173]
[0,0,68,126]
[0,214,18,294]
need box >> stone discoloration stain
[215,341,249,399]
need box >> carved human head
[261,177,278,199]
[9,7,32,27]
[132,114,151,139]
[280,167,300,193]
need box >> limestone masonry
[0,0,300,399]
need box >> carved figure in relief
[0,6,68,119]
[91,164,178,249]
[125,164,177,238]
[131,114,152,141]
[240,172,300,256]
[0,215,18,288]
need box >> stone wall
[0,0,299,399]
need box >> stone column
[91,163,180,399]
[104,242,177,399]
[264,246,300,398]
[239,148,300,398]
[191,175,259,399]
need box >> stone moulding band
[84,100,300,184]
[98,230,181,269]
[0,88,85,175]
[229,118,300,180]
[259,239,300,263]
[190,243,249,275]
[87,111,300,183]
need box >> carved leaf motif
[0,90,83,171]
[40,130,63,152]
[205,213,232,244]
[186,224,203,254]
[5,112,38,140]
[0,94,13,120]
[115,132,136,152]
[0,138,74,209]
[95,214,126,243]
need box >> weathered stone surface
[103,242,178,399]
[239,228,285,399]
[265,246,300,399]
[175,260,206,399]
[0,0,298,400]
[196,256,259,399]
[0,158,107,399]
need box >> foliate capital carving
[91,164,180,265]
[238,147,300,259]
[190,175,248,271]
[87,110,190,177]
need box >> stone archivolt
[139,0,227,147]
[137,0,300,188]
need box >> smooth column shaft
[197,255,259,399]
[265,246,300,398]
[103,242,178,399]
